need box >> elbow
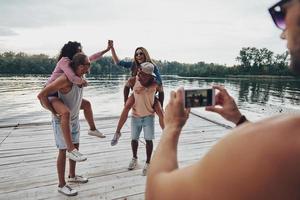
[37,93,42,101]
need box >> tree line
[0,47,294,76]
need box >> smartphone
[184,88,215,108]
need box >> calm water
[1,75,300,127]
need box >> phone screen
[184,88,214,108]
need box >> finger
[177,87,184,102]
[185,107,191,115]
[170,91,176,101]
[213,85,229,95]
[205,106,222,114]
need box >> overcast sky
[0,0,286,66]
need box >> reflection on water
[1,75,300,126]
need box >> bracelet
[236,115,247,126]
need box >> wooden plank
[0,114,229,199]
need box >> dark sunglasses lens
[135,53,144,56]
[274,11,286,29]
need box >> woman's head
[70,53,90,76]
[133,47,153,65]
[58,41,82,61]
[131,47,154,76]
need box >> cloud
[0,0,116,29]
[0,0,287,66]
[0,27,18,36]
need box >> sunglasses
[268,0,292,30]
[135,52,144,57]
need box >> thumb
[205,106,222,115]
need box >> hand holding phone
[184,88,215,108]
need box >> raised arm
[37,75,69,115]
[110,40,120,64]
[89,40,111,62]
[110,40,133,69]
[146,88,192,200]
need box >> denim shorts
[131,115,155,140]
[52,117,80,149]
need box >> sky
[0,0,286,66]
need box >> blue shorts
[52,117,80,149]
[131,115,155,140]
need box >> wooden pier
[0,113,230,200]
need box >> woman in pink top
[38,41,110,158]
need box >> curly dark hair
[58,41,82,61]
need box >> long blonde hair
[132,47,156,76]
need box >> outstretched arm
[206,85,248,125]
[89,40,111,62]
[110,40,120,64]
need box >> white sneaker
[111,132,121,146]
[68,175,88,183]
[66,149,87,162]
[142,163,150,176]
[88,129,106,138]
[57,184,78,196]
[128,158,138,170]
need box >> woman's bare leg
[111,95,135,146]
[51,98,75,151]
[80,98,96,130]
[116,94,135,133]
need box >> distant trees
[0,47,293,76]
[235,47,290,75]
[0,51,56,74]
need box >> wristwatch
[236,115,247,126]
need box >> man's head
[269,0,300,74]
[70,53,90,77]
[138,62,156,87]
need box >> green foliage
[236,47,291,75]
[0,48,293,77]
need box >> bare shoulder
[234,114,300,136]
[189,114,300,199]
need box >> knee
[81,100,91,109]
[131,139,138,144]
[60,108,70,118]
[124,99,134,110]
[58,149,66,155]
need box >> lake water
[1,75,300,127]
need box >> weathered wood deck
[0,113,230,200]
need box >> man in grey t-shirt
[38,53,90,196]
